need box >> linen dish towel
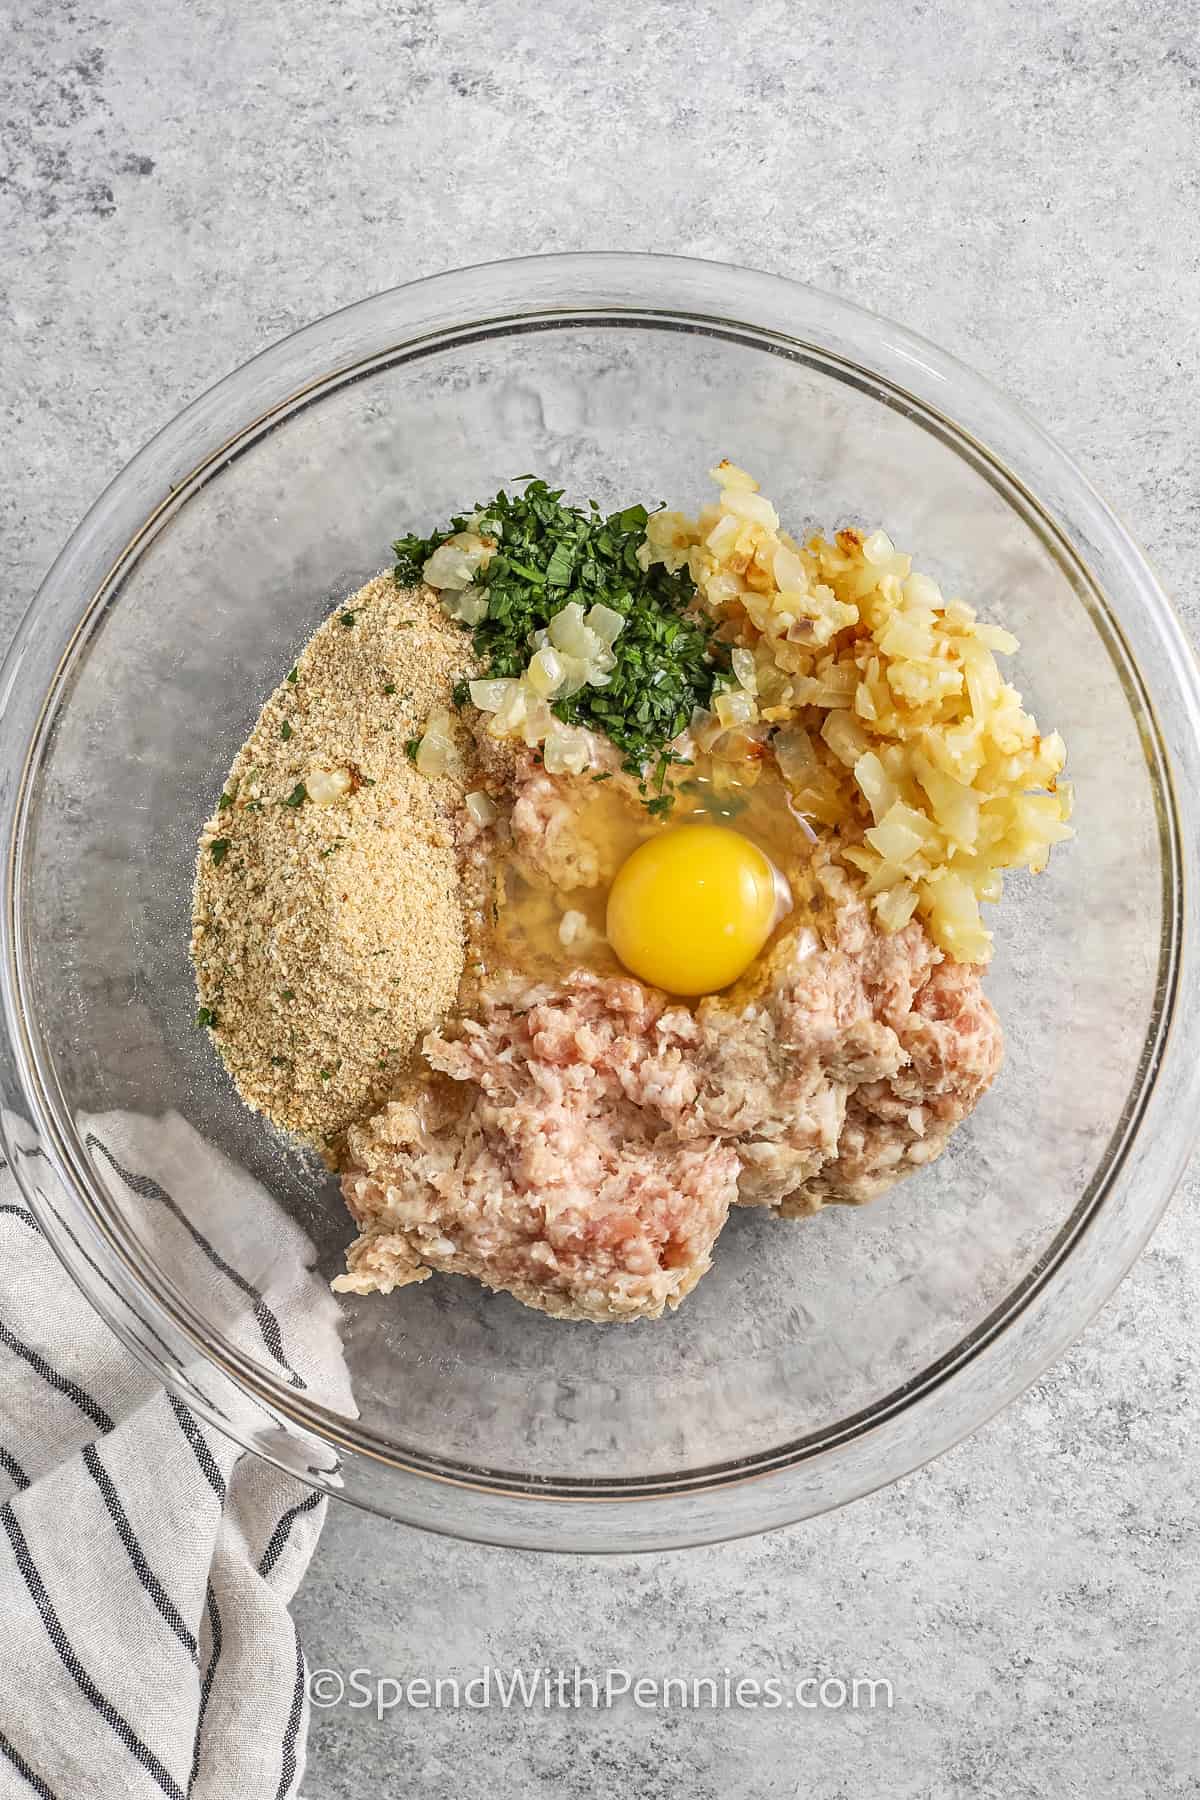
[0,1109,354,1799]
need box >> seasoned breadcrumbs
[191,576,476,1149]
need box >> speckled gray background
[3,1,1199,1794]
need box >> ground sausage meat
[335,977,739,1322]
[335,855,1003,1321]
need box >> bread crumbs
[191,574,476,1151]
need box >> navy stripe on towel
[0,1443,31,1493]
[85,1135,307,1391]
[81,1444,197,1658]
[1,1503,187,1800]
[258,1489,323,1580]
[0,1203,39,1234]
[273,1622,306,1800]
[187,1582,223,1798]
[167,1396,227,1504]
[0,1319,115,1435]
[0,1728,59,1799]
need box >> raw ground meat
[335,849,1003,1322]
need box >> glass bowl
[2,254,1198,1553]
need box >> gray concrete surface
[3,0,1198,1794]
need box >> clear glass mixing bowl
[2,254,1198,1552]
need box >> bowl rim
[3,250,1199,1549]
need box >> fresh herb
[404,737,421,764]
[195,1005,218,1029]
[282,782,307,808]
[319,838,347,858]
[592,772,613,783]
[280,719,293,741]
[243,799,264,814]
[210,838,232,866]
[280,988,296,1001]
[393,480,728,797]
[645,794,675,818]
[339,611,356,628]
[544,539,575,588]
[217,791,233,812]
[382,683,397,696]
[270,1054,288,1067]
[286,665,298,685]
[319,1067,333,1081]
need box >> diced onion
[306,768,352,806]
[731,647,758,694]
[853,751,899,825]
[721,487,779,528]
[527,646,565,699]
[519,696,555,748]
[714,688,757,730]
[865,802,931,865]
[774,725,819,786]
[423,531,494,592]
[469,678,516,713]
[873,883,920,931]
[820,710,870,769]
[443,587,489,626]
[632,464,1070,962]
[548,602,600,662]
[709,460,758,491]
[556,654,593,699]
[490,682,528,738]
[415,737,447,775]
[584,603,626,646]
[543,726,591,776]
[465,790,498,827]
[415,708,458,778]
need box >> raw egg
[606,824,786,996]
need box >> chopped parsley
[286,665,298,685]
[319,1067,333,1081]
[382,683,397,696]
[592,771,613,783]
[217,791,233,812]
[339,611,356,628]
[281,782,307,807]
[280,988,296,1002]
[280,719,293,741]
[394,480,728,797]
[194,1005,218,1029]
[243,799,264,814]
[404,736,421,764]
[209,838,231,866]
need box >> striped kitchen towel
[0,1110,355,1799]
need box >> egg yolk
[606,824,783,996]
